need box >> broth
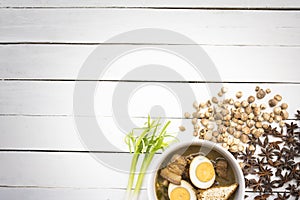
[155,145,237,200]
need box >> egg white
[189,155,215,189]
[168,180,196,200]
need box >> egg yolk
[170,187,190,200]
[196,162,214,182]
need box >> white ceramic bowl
[148,140,245,200]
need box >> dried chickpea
[274,94,282,102]
[236,91,243,99]
[247,96,255,103]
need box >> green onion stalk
[124,116,177,200]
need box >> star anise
[268,141,282,150]
[257,136,269,148]
[239,147,255,161]
[249,178,263,192]
[258,148,274,161]
[254,194,271,200]
[257,166,273,181]
[282,133,297,147]
[274,192,290,200]
[296,110,300,119]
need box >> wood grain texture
[0,152,296,194]
[0,82,298,116]
[0,0,300,9]
[0,187,284,200]
[0,9,299,45]
[1,45,300,82]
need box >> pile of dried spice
[183,87,299,199]
[185,86,289,153]
[238,110,300,199]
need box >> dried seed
[248,96,255,103]
[228,98,234,105]
[237,120,243,126]
[201,118,209,126]
[240,134,249,143]
[245,106,252,115]
[249,144,256,151]
[193,131,198,136]
[279,121,285,127]
[217,135,224,143]
[233,138,240,145]
[234,101,241,108]
[236,91,243,99]
[253,107,261,116]
[221,87,228,93]
[257,116,264,122]
[233,131,242,138]
[236,125,242,131]
[247,119,255,128]
[204,131,213,140]
[280,110,289,120]
[260,103,267,110]
[273,107,281,115]
[179,125,186,132]
[193,101,199,109]
[199,102,206,108]
[238,144,244,152]
[241,100,249,108]
[234,112,241,119]
[266,88,271,94]
[262,112,270,121]
[274,115,282,123]
[212,131,219,137]
[262,123,269,130]
[206,100,212,107]
[223,137,228,143]
[218,91,223,97]
[227,138,233,146]
[207,123,214,130]
[212,97,218,104]
[205,111,211,118]
[274,94,282,102]
[241,113,248,121]
[192,118,198,125]
[268,117,274,123]
[227,127,235,135]
[255,86,260,92]
[256,89,266,99]
[229,145,238,152]
[268,99,278,107]
[281,103,288,110]
[222,142,228,149]
[184,112,191,118]
[242,126,251,134]
[251,103,257,108]
[255,121,262,128]
[253,129,262,138]
[192,112,198,118]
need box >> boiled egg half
[189,155,215,189]
[168,180,196,200]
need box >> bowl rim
[147,140,245,200]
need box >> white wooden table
[0,1,299,199]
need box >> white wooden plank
[0,116,193,151]
[0,188,148,200]
[0,152,296,194]
[0,82,299,116]
[0,0,299,9]
[0,187,282,200]
[0,9,299,46]
[1,45,300,82]
[0,115,298,151]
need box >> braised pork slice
[159,154,187,185]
